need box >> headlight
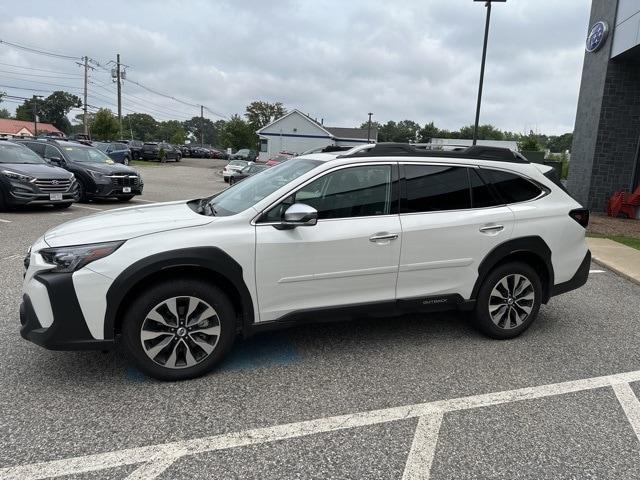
[87,170,109,182]
[39,241,124,273]
[1,169,35,183]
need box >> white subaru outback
[20,143,591,380]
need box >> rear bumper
[550,250,591,297]
[20,272,114,351]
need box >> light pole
[32,95,43,137]
[367,112,373,142]
[472,0,505,146]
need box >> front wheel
[121,279,236,381]
[473,262,542,339]
[123,156,130,166]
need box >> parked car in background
[141,142,160,160]
[228,163,268,185]
[0,140,77,210]
[178,145,191,158]
[141,142,181,162]
[94,142,131,166]
[211,148,229,160]
[118,139,144,160]
[231,149,258,161]
[265,152,294,167]
[222,159,249,182]
[17,138,143,202]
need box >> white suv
[20,143,591,380]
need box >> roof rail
[339,142,528,164]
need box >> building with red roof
[0,118,62,137]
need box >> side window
[44,145,62,160]
[469,169,501,208]
[403,165,470,213]
[24,142,45,156]
[479,169,543,204]
[262,165,394,222]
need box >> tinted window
[0,143,46,164]
[20,142,46,156]
[263,165,393,221]
[403,165,470,212]
[44,145,62,160]
[469,169,500,208]
[480,169,543,203]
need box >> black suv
[0,141,77,210]
[118,139,144,160]
[141,142,182,162]
[16,139,143,202]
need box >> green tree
[123,113,158,141]
[547,132,573,153]
[417,122,440,142]
[219,114,255,150]
[518,135,542,152]
[157,120,186,143]
[183,116,222,145]
[15,91,81,134]
[244,101,287,131]
[375,120,420,143]
[91,109,120,141]
[0,108,10,119]
[457,124,505,141]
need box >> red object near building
[607,186,640,219]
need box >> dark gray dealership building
[568,0,640,211]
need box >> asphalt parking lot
[2,157,640,479]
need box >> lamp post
[367,112,373,142]
[472,0,506,146]
[32,95,43,137]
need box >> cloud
[0,0,591,134]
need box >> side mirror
[276,203,318,229]
[46,156,63,165]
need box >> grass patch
[130,160,161,167]
[588,234,640,251]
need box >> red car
[265,152,294,167]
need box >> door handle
[479,224,504,234]
[369,232,399,242]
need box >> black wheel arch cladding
[471,236,554,303]
[104,246,254,340]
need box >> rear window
[479,169,544,204]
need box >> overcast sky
[0,0,591,135]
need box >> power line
[0,38,81,60]
[0,62,83,77]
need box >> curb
[591,256,640,287]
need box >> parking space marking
[0,218,11,223]
[402,413,443,480]
[132,199,157,203]
[4,369,640,480]
[125,456,180,480]
[589,269,606,274]
[1,254,21,262]
[613,383,640,441]
[71,205,104,211]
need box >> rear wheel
[229,177,235,185]
[122,279,236,381]
[473,262,542,339]
[176,155,181,162]
[76,179,89,202]
[123,156,130,166]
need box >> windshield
[0,143,46,164]
[62,145,114,164]
[94,142,109,152]
[203,159,321,216]
[229,160,247,167]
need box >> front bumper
[7,180,78,205]
[20,271,114,351]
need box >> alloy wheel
[488,274,535,330]
[140,296,221,369]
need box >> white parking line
[71,205,103,211]
[402,413,443,480]
[0,218,11,223]
[613,383,640,441]
[589,269,606,274]
[132,199,157,203]
[3,369,640,480]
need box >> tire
[473,261,542,339]
[229,177,235,185]
[176,155,181,162]
[121,279,236,381]
[52,202,72,209]
[118,195,135,202]
[124,156,130,166]
[223,177,229,183]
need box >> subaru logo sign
[586,21,609,53]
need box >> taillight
[569,208,589,228]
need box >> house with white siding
[256,109,376,160]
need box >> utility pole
[82,56,89,135]
[32,95,39,137]
[472,0,506,145]
[200,105,204,146]
[116,53,122,137]
[367,112,373,142]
